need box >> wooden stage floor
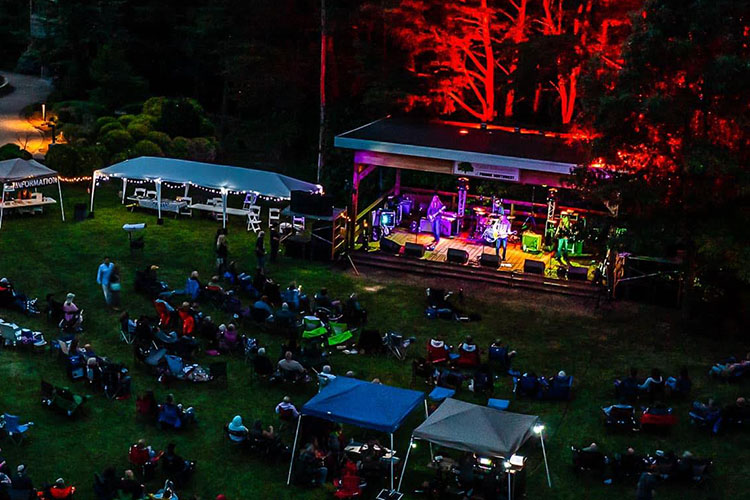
[373,228,556,274]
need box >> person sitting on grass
[639,369,665,399]
[666,368,692,397]
[253,348,274,378]
[488,339,516,374]
[277,351,307,381]
[615,368,640,401]
[218,323,240,352]
[43,478,75,499]
[227,415,249,443]
[11,464,32,491]
[253,296,274,317]
[250,420,277,445]
[709,353,750,378]
[118,470,144,500]
[158,394,196,429]
[297,443,328,486]
[178,303,195,337]
[0,277,39,315]
[317,365,336,391]
[275,396,300,420]
[205,276,226,297]
[60,293,82,332]
[314,288,334,310]
[273,303,297,331]
[343,293,367,326]
[163,443,195,488]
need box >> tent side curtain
[96,156,322,200]
[301,377,426,433]
[412,398,539,458]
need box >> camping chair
[602,404,640,432]
[333,473,363,499]
[0,413,33,444]
[640,405,677,432]
[246,206,262,233]
[120,314,135,344]
[268,207,281,229]
[327,322,353,346]
[303,315,323,331]
[157,404,183,429]
[129,444,164,480]
[165,354,185,379]
[0,320,20,346]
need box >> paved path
[0,71,52,157]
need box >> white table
[0,197,57,214]
[189,203,251,217]
[128,197,187,214]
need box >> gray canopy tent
[398,399,551,497]
[90,156,323,227]
[0,158,65,229]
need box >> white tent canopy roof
[0,158,59,182]
[96,156,322,199]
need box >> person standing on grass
[255,231,266,273]
[216,234,228,274]
[96,257,114,305]
[109,265,122,311]
[270,224,280,262]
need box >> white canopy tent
[0,158,65,229]
[90,156,323,227]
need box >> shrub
[158,98,202,138]
[101,129,134,153]
[77,144,108,172]
[145,131,171,151]
[45,144,83,176]
[188,137,218,162]
[99,121,123,136]
[142,97,166,119]
[109,151,130,164]
[0,144,31,161]
[95,116,117,132]
[60,123,90,142]
[117,114,137,127]
[130,139,164,158]
[127,122,150,141]
[167,136,191,159]
[51,101,105,124]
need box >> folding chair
[268,207,281,229]
[177,196,193,216]
[246,206,262,233]
[120,314,135,345]
[146,190,157,199]
[242,193,256,210]
[0,413,33,444]
[134,188,146,198]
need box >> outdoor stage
[353,228,602,298]
[381,228,554,273]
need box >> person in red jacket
[456,336,480,369]
[178,302,195,336]
[44,478,75,499]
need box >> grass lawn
[0,184,747,500]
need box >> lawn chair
[246,206,262,233]
[120,313,135,344]
[327,322,353,347]
[640,405,677,432]
[333,473,363,499]
[602,404,640,432]
[0,320,20,347]
[0,413,33,444]
[41,380,89,417]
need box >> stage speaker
[290,190,334,217]
[480,253,500,268]
[404,242,425,258]
[524,259,546,275]
[379,238,402,254]
[567,265,588,281]
[447,248,469,264]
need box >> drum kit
[472,207,514,243]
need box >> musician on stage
[427,194,445,247]
[493,214,512,260]
[555,212,572,260]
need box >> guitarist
[493,214,513,260]
[426,194,446,248]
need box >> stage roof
[334,117,588,176]
[301,377,425,434]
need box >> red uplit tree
[391,0,528,122]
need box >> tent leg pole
[89,172,97,213]
[0,182,5,229]
[540,431,552,488]
[397,438,413,492]
[508,471,512,500]
[221,190,227,229]
[183,183,189,198]
[156,180,162,223]
[121,178,127,204]
[287,415,303,485]
[390,433,394,492]
[57,178,65,222]
[424,400,434,461]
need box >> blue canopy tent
[286,377,426,491]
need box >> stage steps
[349,251,603,299]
